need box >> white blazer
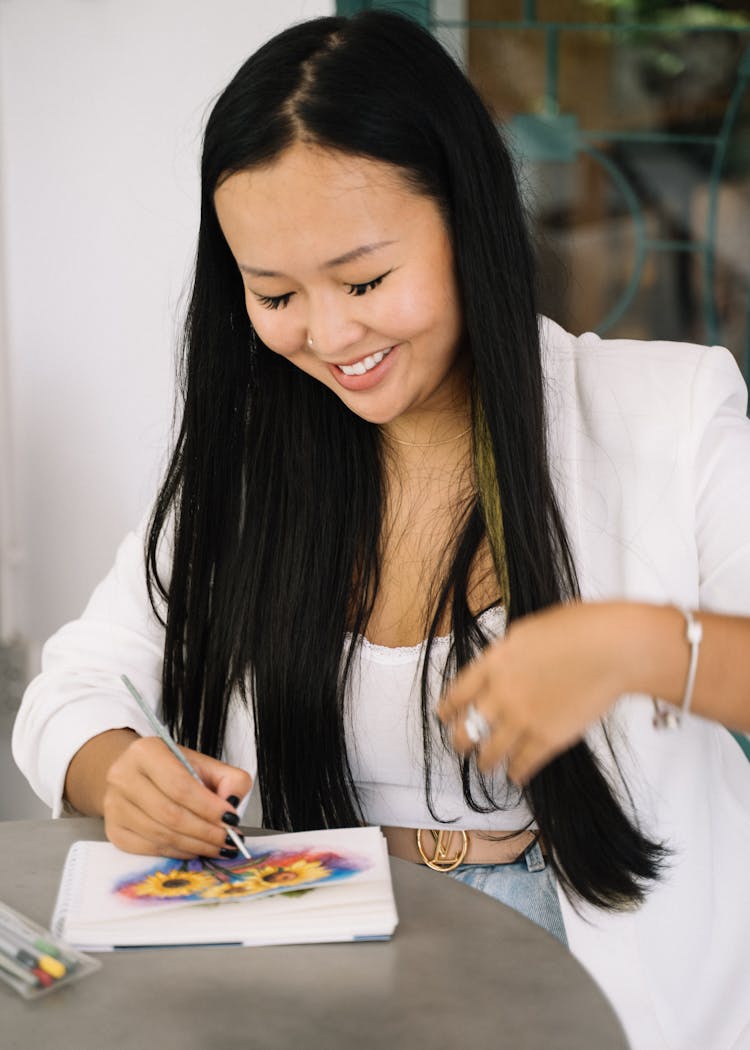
[13,318,750,1050]
[542,318,750,1050]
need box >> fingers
[106,763,225,856]
[438,604,624,785]
[104,801,226,859]
[438,658,489,723]
[504,741,546,788]
[437,648,531,784]
[447,699,497,755]
[474,721,524,777]
[447,705,526,784]
[103,736,251,858]
[189,749,253,805]
[440,675,579,786]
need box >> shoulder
[539,316,747,428]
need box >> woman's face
[214,142,465,428]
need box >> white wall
[0,0,333,652]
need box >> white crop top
[345,606,535,830]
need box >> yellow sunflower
[252,859,331,887]
[200,878,268,899]
[129,869,218,898]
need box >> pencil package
[0,899,101,999]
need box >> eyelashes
[347,272,389,297]
[254,270,392,311]
[256,292,293,311]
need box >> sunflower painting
[114,846,367,906]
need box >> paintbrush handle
[120,674,250,860]
[120,674,202,781]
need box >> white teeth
[339,347,391,376]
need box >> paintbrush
[120,674,250,859]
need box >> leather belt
[382,826,542,873]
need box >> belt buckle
[416,829,469,872]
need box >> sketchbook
[51,826,398,951]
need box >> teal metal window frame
[337,1,429,23]
[336,1,750,381]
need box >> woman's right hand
[65,728,253,858]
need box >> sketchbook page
[52,827,397,948]
[55,827,391,924]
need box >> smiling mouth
[336,347,393,376]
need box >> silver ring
[463,703,492,746]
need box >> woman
[13,12,750,1049]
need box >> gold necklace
[385,424,472,448]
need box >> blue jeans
[447,840,568,946]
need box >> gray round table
[0,818,629,1050]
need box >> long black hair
[147,11,666,909]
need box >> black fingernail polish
[222,811,239,826]
[226,795,240,808]
[220,847,238,859]
[225,833,238,847]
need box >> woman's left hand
[437,603,631,785]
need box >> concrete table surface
[0,817,629,1050]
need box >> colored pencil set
[0,900,100,999]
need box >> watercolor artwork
[113,845,370,907]
[53,829,397,948]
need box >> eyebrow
[238,240,396,279]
